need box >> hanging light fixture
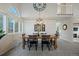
[33,3,46,33]
[36,11,43,24]
[33,3,46,24]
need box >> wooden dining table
[22,34,58,50]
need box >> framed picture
[73,27,78,31]
[62,24,67,30]
[34,24,45,32]
[34,24,37,31]
[73,34,77,38]
[42,24,45,31]
[34,24,41,32]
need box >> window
[0,14,6,39]
[0,14,3,31]
[57,3,73,15]
[7,17,14,33]
[8,7,20,16]
[20,22,22,32]
[15,22,18,32]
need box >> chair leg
[28,45,30,51]
[23,42,25,49]
[29,43,31,51]
[35,44,38,51]
[54,44,57,49]
[50,40,52,47]
[54,41,57,49]
[23,44,25,49]
[47,44,50,51]
[41,44,43,51]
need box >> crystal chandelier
[36,18,43,24]
[36,8,44,24]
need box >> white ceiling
[19,3,79,18]
[0,3,79,19]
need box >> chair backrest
[28,35,38,41]
[53,34,59,40]
[22,33,26,40]
[42,35,50,41]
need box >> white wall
[23,19,56,35]
[21,3,57,18]
[1,3,79,42]
[73,25,79,42]
[57,17,73,42]
[72,18,79,42]
[72,3,79,17]
[23,17,74,42]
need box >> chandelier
[36,18,43,24]
[33,3,46,33]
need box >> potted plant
[0,29,5,39]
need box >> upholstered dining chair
[41,35,51,51]
[53,34,59,49]
[50,35,54,47]
[28,35,38,51]
[22,33,29,49]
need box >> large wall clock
[33,3,46,12]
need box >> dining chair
[53,34,59,49]
[41,35,51,51]
[28,35,38,51]
[22,33,28,49]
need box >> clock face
[33,3,46,12]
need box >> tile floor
[2,39,79,56]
